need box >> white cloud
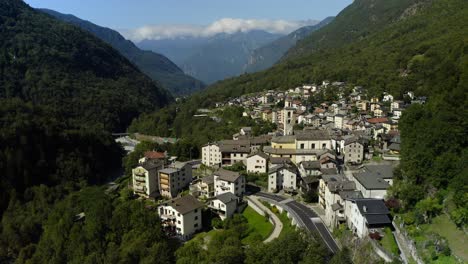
[121,18,318,42]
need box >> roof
[214,168,241,183]
[365,214,392,225]
[271,135,296,144]
[212,192,238,204]
[367,117,389,124]
[321,168,338,175]
[339,191,363,200]
[141,160,163,171]
[263,146,324,156]
[322,174,346,183]
[353,173,390,190]
[294,130,330,141]
[162,195,204,215]
[389,143,401,151]
[220,143,250,153]
[363,165,394,179]
[301,161,321,170]
[328,181,356,193]
[355,198,390,216]
[247,152,269,160]
[302,175,319,184]
[144,151,166,160]
[269,163,297,174]
[241,127,252,132]
[269,157,292,164]
[159,167,178,174]
[331,203,343,211]
[201,175,214,185]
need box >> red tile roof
[367,117,388,124]
[144,151,166,160]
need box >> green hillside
[40,8,205,96]
[196,0,466,104]
[0,1,172,132]
[0,0,170,230]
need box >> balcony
[134,175,146,182]
[134,185,146,193]
[160,178,169,185]
[160,173,169,180]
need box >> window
[194,209,198,213]
[177,213,180,217]
[194,223,198,228]
[300,143,305,149]
[312,144,316,149]
[178,220,181,224]
[195,216,198,220]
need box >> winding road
[255,192,340,253]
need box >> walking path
[245,195,283,243]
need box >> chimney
[363,205,367,212]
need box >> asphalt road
[256,192,339,253]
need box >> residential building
[132,160,164,198]
[202,143,221,167]
[207,192,240,220]
[346,199,392,238]
[159,162,193,199]
[219,140,251,166]
[246,152,269,173]
[158,195,203,240]
[268,163,298,193]
[334,114,344,129]
[213,168,246,197]
[189,175,215,199]
[362,165,394,185]
[352,172,390,199]
[343,138,365,164]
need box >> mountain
[137,30,283,84]
[244,17,334,73]
[1,2,173,132]
[40,9,205,96]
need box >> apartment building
[132,160,164,198]
[159,162,193,199]
[213,168,246,197]
[158,195,203,240]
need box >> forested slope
[0,2,173,259]
[40,8,205,96]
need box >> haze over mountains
[40,9,205,96]
[134,18,333,84]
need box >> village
[127,81,427,261]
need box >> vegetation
[380,227,399,256]
[129,105,276,157]
[40,8,205,96]
[241,206,273,244]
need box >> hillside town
[128,81,426,261]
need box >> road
[255,192,340,253]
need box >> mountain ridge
[244,16,334,73]
[40,8,205,96]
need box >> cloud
[121,18,318,42]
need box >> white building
[213,168,246,197]
[202,143,221,167]
[334,114,344,130]
[352,172,390,199]
[295,130,332,150]
[268,163,298,193]
[158,195,203,240]
[246,152,269,173]
[132,160,164,198]
[207,192,240,220]
[345,199,392,238]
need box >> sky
[25,0,353,41]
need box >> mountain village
[127,81,427,262]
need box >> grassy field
[242,206,273,244]
[380,227,399,255]
[425,214,467,262]
[277,211,296,238]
